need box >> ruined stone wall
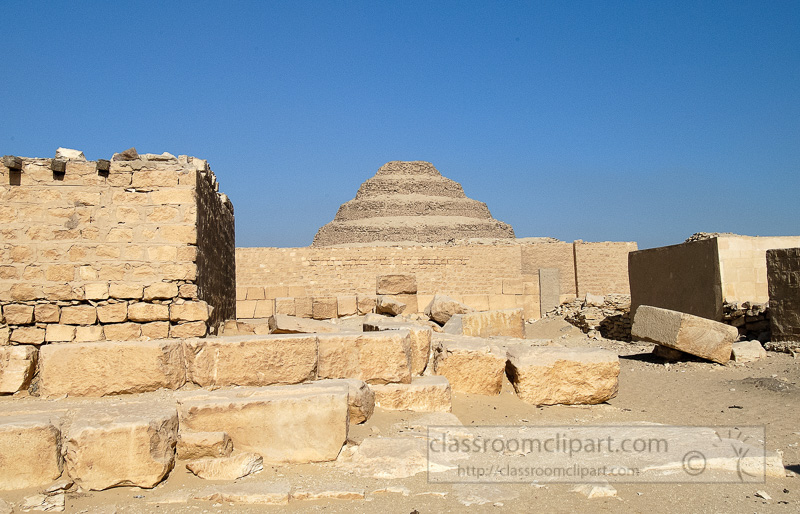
[767,247,800,342]
[0,155,234,345]
[574,241,638,298]
[716,235,800,304]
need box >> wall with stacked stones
[0,154,235,345]
[717,235,800,304]
[767,247,800,342]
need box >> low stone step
[317,331,412,384]
[363,317,431,375]
[372,375,451,412]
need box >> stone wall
[717,235,800,304]
[236,240,636,321]
[0,154,235,345]
[767,247,800,342]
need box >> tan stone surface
[34,304,61,323]
[632,305,737,363]
[194,482,290,505]
[75,325,104,342]
[38,340,185,397]
[292,487,365,501]
[176,384,348,464]
[10,326,45,345]
[311,379,375,424]
[65,402,178,491]
[142,321,171,339]
[317,331,412,384]
[0,413,63,490]
[312,297,338,319]
[170,300,210,322]
[363,317,432,375]
[377,274,418,295]
[44,323,75,342]
[731,340,767,363]
[177,431,233,460]
[0,345,37,393]
[433,335,507,395]
[424,294,473,324]
[143,282,178,301]
[109,282,143,299]
[443,308,524,338]
[96,302,127,323]
[274,297,295,316]
[59,305,97,325]
[376,295,406,316]
[184,334,317,388]
[372,375,452,412]
[170,321,207,338]
[128,302,170,322]
[3,304,34,325]
[357,295,377,315]
[337,295,358,317]
[186,452,263,480]
[103,322,142,340]
[268,314,341,334]
[506,346,620,405]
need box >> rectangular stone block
[433,335,507,395]
[10,326,45,345]
[274,297,295,316]
[142,321,170,339]
[128,302,169,322]
[38,340,185,397]
[317,331,411,384]
[362,318,431,375]
[102,322,141,340]
[372,376,451,412]
[264,285,289,299]
[631,305,738,364]
[97,302,128,323]
[268,314,341,334]
[184,334,317,388]
[357,295,377,315]
[170,301,210,322]
[376,274,417,295]
[143,282,178,301]
[0,413,63,490]
[60,305,97,325]
[443,308,525,338]
[312,297,338,320]
[34,304,60,323]
[337,296,357,317]
[45,324,75,343]
[176,384,348,463]
[245,287,265,300]
[109,282,143,299]
[462,294,490,311]
[295,297,313,318]
[0,345,37,393]
[539,268,561,317]
[84,282,109,300]
[75,325,104,342]
[170,321,208,338]
[4,304,34,325]
[237,300,257,319]
[253,300,273,318]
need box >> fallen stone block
[177,431,233,460]
[268,314,341,334]
[311,379,375,424]
[184,334,317,388]
[632,305,738,363]
[433,335,507,395]
[424,294,473,325]
[0,413,63,490]
[363,317,431,375]
[376,296,406,316]
[732,340,767,363]
[177,384,348,464]
[372,376,452,412]
[18,491,65,511]
[376,274,417,295]
[506,346,620,406]
[194,482,290,505]
[317,331,412,384]
[443,308,524,338]
[0,345,37,394]
[38,339,185,397]
[357,296,377,315]
[186,452,263,480]
[65,402,178,491]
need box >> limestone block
[632,305,737,364]
[376,274,417,295]
[433,335,507,395]
[75,325,104,342]
[312,297,338,320]
[393,293,419,313]
[245,287,265,300]
[443,308,524,338]
[60,305,97,325]
[170,321,208,338]
[731,340,767,363]
[311,379,375,424]
[34,304,60,323]
[424,294,473,325]
[38,340,185,397]
[337,295,358,317]
[84,283,109,300]
[176,385,349,463]
[194,483,290,505]
[4,303,34,325]
[103,322,142,340]
[179,283,198,298]
[44,324,75,343]
[143,282,178,301]
[462,294,490,311]
[372,375,451,412]
[65,403,178,491]
[56,147,86,160]
[128,302,170,322]
[268,314,341,334]
[254,299,273,318]
[0,413,63,490]
[170,301,210,322]
[109,282,143,299]
[0,345,37,393]
[317,331,412,384]
[376,296,406,316]
[237,300,256,318]
[0,325,7,345]
[295,297,313,318]
[357,295,377,315]
[506,346,620,406]
[96,302,128,323]
[184,334,317,388]
[363,318,431,375]
[177,431,233,460]
[142,321,170,340]
[10,326,45,345]
[274,297,295,316]
[186,453,263,480]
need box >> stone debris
[310,378,375,424]
[433,335,507,395]
[55,147,86,161]
[632,305,738,364]
[363,316,432,375]
[111,147,139,160]
[268,313,341,334]
[549,294,632,341]
[372,375,452,412]
[0,413,63,490]
[424,294,474,325]
[376,274,417,295]
[194,482,290,504]
[731,340,767,363]
[291,486,366,501]
[376,295,406,316]
[317,331,412,384]
[444,308,524,338]
[185,452,264,480]
[506,346,620,406]
[18,492,65,512]
[571,482,618,499]
[337,437,458,479]
[371,486,411,496]
[0,498,11,514]
[0,345,38,394]
[177,431,233,460]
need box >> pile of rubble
[546,294,632,341]
[722,300,770,341]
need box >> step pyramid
[312,161,515,246]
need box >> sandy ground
[2,319,798,513]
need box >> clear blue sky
[2,1,798,249]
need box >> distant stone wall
[767,247,800,342]
[0,154,234,345]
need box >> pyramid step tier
[334,195,493,221]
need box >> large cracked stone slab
[505,346,619,406]
[268,314,341,334]
[38,340,185,397]
[632,305,737,364]
[363,317,431,375]
[433,335,507,395]
[443,308,524,338]
[372,375,451,412]
[0,345,37,394]
[184,334,317,388]
[0,413,63,490]
[176,384,348,464]
[317,331,412,384]
[65,402,178,491]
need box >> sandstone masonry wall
[0,154,234,345]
